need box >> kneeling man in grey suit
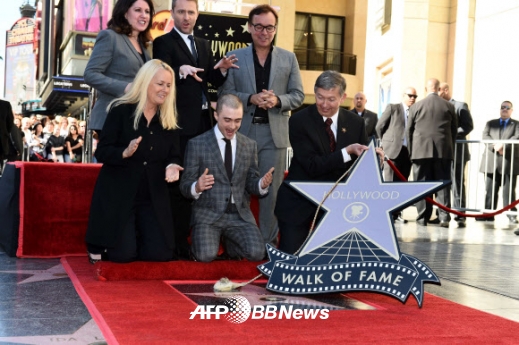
[180,94,274,262]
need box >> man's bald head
[426,78,440,93]
[354,92,367,112]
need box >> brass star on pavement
[0,319,105,345]
[0,264,68,284]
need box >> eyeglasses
[501,105,512,110]
[251,24,276,33]
[406,94,418,99]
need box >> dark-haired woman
[84,0,154,134]
[65,125,84,163]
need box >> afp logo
[189,296,329,323]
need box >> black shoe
[394,216,408,224]
[417,219,427,226]
[509,217,519,224]
[428,218,440,224]
[457,220,466,228]
[514,228,519,235]
[439,221,450,228]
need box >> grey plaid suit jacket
[180,129,262,226]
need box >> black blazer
[153,30,226,136]
[352,108,378,141]
[86,103,181,249]
[275,105,368,225]
[0,100,14,157]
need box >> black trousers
[452,159,467,213]
[484,173,517,214]
[412,158,452,222]
[384,146,411,218]
[107,177,175,263]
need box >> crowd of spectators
[10,114,86,163]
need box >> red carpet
[93,260,264,281]
[63,256,518,345]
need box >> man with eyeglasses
[478,101,519,224]
[376,87,418,224]
[438,82,473,227]
[220,4,304,248]
[407,78,457,228]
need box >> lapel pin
[341,127,347,133]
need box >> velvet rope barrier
[385,158,519,218]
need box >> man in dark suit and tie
[275,71,380,255]
[180,94,274,262]
[478,101,519,224]
[438,82,474,227]
[0,100,14,174]
[219,4,304,248]
[407,78,457,227]
[353,92,378,141]
[153,0,238,258]
[376,87,418,223]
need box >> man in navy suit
[438,82,473,227]
[180,94,274,262]
[153,0,238,258]
[275,71,380,254]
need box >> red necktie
[325,118,336,152]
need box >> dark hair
[108,0,155,46]
[172,0,198,10]
[503,100,514,108]
[67,125,78,138]
[314,70,346,95]
[248,4,278,25]
[216,94,243,114]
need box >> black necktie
[188,35,198,63]
[223,138,232,180]
[325,118,336,152]
[188,35,207,107]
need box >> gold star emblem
[226,27,235,36]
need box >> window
[294,13,355,74]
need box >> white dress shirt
[402,102,409,147]
[191,126,268,199]
[322,111,352,163]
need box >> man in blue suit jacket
[180,94,274,262]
